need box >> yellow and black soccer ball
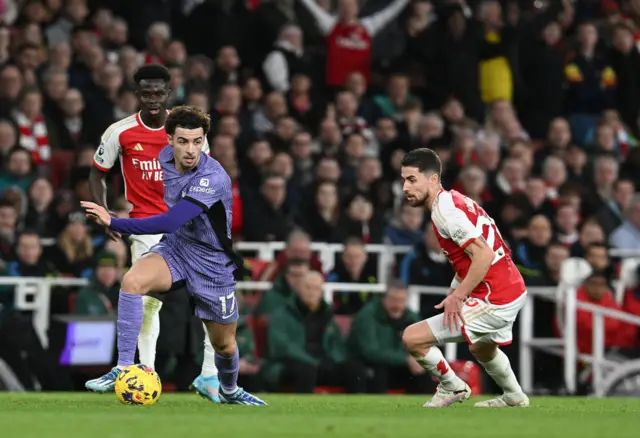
[115,364,162,406]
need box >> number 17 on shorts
[195,286,239,324]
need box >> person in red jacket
[575,271,636,355]
[300,0,411,88]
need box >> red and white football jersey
[92,112,210,219]
[431,189,526,305]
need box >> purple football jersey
[150,146,239,323]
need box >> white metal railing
[235,242,412,284]
[0,277,88,348]
[5,276,640,396]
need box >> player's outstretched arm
[82,199,204,235]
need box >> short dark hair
[133,64,171,85]
[165,105,211,136]
[17,229,40,242]
[0,199,16,210]
[401,148,442,177]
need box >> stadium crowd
[1,0,640,394]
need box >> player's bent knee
[402,321,437,354]
[469,342,497,362]
[121,272,151,295]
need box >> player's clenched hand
[81,201,112,227]
[435,293,465,332]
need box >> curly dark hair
[165,105,211,136]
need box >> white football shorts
[427,292,527,346]
[130,234,163,263]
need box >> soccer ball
[115,364,162,406]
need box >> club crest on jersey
[181,191,186,198]
[199,178,209,187]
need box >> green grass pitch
[2,393,640,438]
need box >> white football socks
[479,349,523,396]
[137,296,163,369]
[201,323,218,378]
[417,346,465,390]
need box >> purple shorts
[150,237,238,324]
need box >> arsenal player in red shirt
[88,64,220,402]
[400,148,530,408]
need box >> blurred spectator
[300,0,410,88]
[0,146,34,192]
[6,230,57,277]
[385,202,424,246]
[55,214,94,277]
[334,193,385,244]
[609,195,640,250]
[573,271,636,355]
[399,224,453,288]
[12,87,60,164]
[23,177,54,236]
[514,214,553,278]
[74,250,120,315]
[253,91,288,135]
[565,22,616,145]
[296,180,341,242]
[0,200,18,260]
[256,258,310,318]
[243,173,293,242]
[572,219,606,258]
[596,178,635,236]
[554,203,580,247]
[263,24,307,93]
[347,280,430,393]
[263,271,347,393]
[609,23,640,135]
[260,229,323,282]
[327,237,378,314]
[584,242,614,283]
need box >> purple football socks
[215,346,239,393]
[117,291,143,367]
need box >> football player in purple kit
[81,106,266,406]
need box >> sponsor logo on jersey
[189,186,215,194]
[98,143,105,156]
[199,178,209,187]
[181,191,186,198]
[95,156,104,164]
[133,143,144,151]
[131,158,161,171]
[452,228,468,241]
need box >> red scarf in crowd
[14,111,51,165]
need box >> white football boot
[475,393,530,408]
[423,382,471,407]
